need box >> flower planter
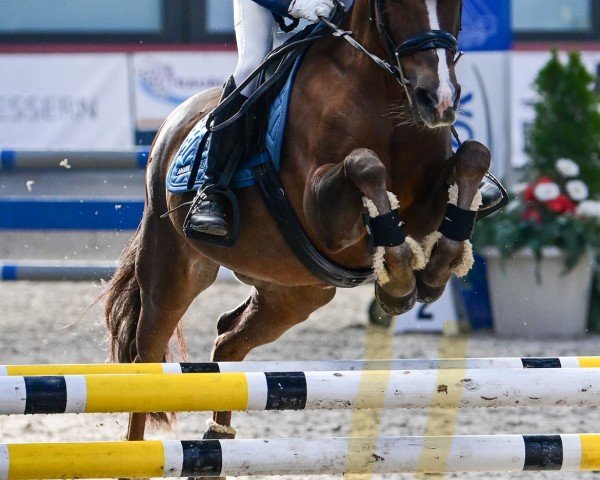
[483,248,593,338]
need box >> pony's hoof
[368,298,394,327]
[414,274,446,304]
[203,420,236,440]
[374,282,417,316]
[183,421,236,480]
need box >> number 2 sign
[394,284,459,333]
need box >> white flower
[506,200,520,212]
[512,183,529,195]
[566,180,589,201]
[556,158,580,177]
[533,182,560,202]
[576,200,600,219]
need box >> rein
[207,31,329,132]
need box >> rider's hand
[288,0,335,22]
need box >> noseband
[371,0,461,106]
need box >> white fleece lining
[453,239,475,277]
[386,191,400,210]
[448,183,459,205]
[362,197,380,217]
[471,189,483,211]
[363,193,426,284]
[372,246,390,285]
[421,231,443,265]
[443,183,480,277]
[206,418,237,436]
[406,236,427,271]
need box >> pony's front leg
[416,140,490,302]
[305,148,423,314]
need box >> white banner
[133,52,237,131]
[455,52,511,178]
[511,51,600,168]
[0,54,132,148]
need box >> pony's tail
[105,227,142,364]
[103,227,173,427]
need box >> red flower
[524,185,535,201]
[523,208,542,223]
[546,194,576,214]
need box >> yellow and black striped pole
[3,368,600,415]
[1,356,599,376]
[1,435,600,479]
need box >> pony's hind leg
[127,254,218,441]
[106,212,220,441]
[204,281,336,442]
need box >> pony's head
[372,0,463,128]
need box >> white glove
[288,0,335,22]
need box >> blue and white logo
[138,61,224,105]
[459,0,511,52]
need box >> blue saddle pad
[167,55,303,193]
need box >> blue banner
[459,0,512,52]
[0,198,143,230]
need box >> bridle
[209,0,464,132]
[370,0,462,107]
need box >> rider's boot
[187,76,246,237]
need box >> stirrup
[476,172,509,222]
[183,186,240,247]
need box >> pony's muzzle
[414,83,460,127]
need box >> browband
[395,30,459,58]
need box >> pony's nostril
[415,88,438,109]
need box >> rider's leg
[233,0,278,96]
[187,0,277,237]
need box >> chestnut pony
[105,0,489,451]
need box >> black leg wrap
[438,204,477,242]
[375,282,417,316]
[367,210,406,247]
